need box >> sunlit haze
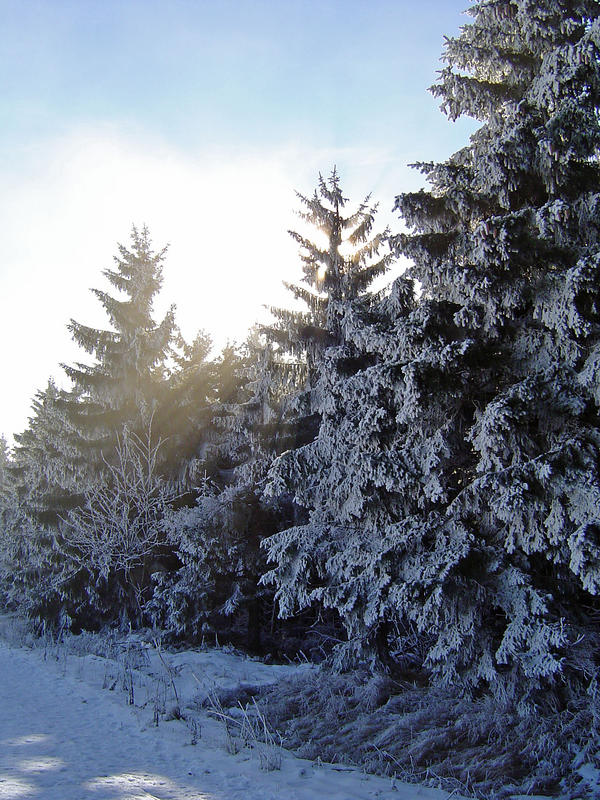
[0,0,476,441]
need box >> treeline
[2,0,600,718]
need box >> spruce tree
[264,1,600,704]
[155,328,215,489]
[62,225,176,467]
[266,168,392,386]
[11,382,84,520]
[54,227,177,624]
[149,337,291,650]
[392,0,600,698]
[263,280,420,667]
[1,382,85,619]
[262,174,402,660]
[0,435,16,607]
[262,168,395,501]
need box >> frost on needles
[263,0,600,704]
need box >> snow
[0,626,462,800]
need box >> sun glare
[0,774,34,798]
[0,126,401,439]
[338,238,355,259]
[18,757,65,773]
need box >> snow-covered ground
[0,621,464,800]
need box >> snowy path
[0,640,224,800]
[0,638,457,800]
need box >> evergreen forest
[2,2,600,796]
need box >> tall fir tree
[264,1,600,705]
[1,382,87,620]
[57,226,182,623]
[266,168,392,384]
[392,0,600,699]
[62,225,176,468]
[262,168,395,485]
[155,328,216,490]
[11,228,181,626]
[148,336,294,651]
[262,173,405,659]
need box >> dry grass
[206,691,283,771]
[257,667,600,799]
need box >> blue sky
[3,1,470,155]
[0,0,475,440]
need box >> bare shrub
[62,420,177,613]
